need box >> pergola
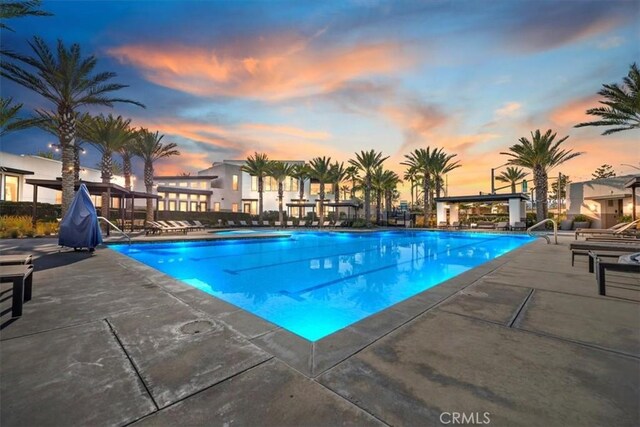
[26,179,160,231]
[286,201,316,219]
[624,176,640,221]
[434,193,529,227]
[326,201,360,219]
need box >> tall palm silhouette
[349,150,388,226]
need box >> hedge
[0,201,61,221]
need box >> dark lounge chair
[588,251,640,295]
[0,254,33,266]
[0,264,34,317]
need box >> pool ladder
[98,216,131,244]
[527,219,557,245]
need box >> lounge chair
[252,220,260,227]
[448,221,460,230]
[226,220,236,227]
[476,221,496,229]
[0,264,34,317]
[286,220,294,227]
[274,221,282,227]
[192,220,206,229]
[0,254,33,265]
[239,220,248,227]
[310,221,319,227]
[322,221,331,227]
[496,221,509,231]
[262,220,270,227]
[570,240,640,272]
[438,221,448,229]
[575,220,639,240]
[159,220,189,233]
[588,251,640,295]
[174,220,198,231]
[334,220,343,228]
[185,220,205,231]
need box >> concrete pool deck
[1,233,638,426]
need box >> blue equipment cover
[58,184,103,249]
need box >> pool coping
[108,231,534,378]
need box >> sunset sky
[1,0,639,197]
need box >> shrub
[350,218,368,228]
[572,214,591,223]
[621,214,632,223]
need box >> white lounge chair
[286,220,294,227]
[227,220,236,227]
[252,220,260,227]
[575,220,639,240]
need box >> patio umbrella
[58,183,103,251]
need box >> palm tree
[0,37,144,214]
[575,63,640,135]
[120,139,137,192]
[268,161,296,224]
[134,129,180,221]
[308,156,333,227]
[241,152,271,221]
[0,0,51,32]
[432,149,461,198]
[344,165,359,199]
[496,167,528,193]
[403,166,418,209]
[501,129,582,221]
[381,170,401,222]
[80,114,134,217]
[290,163,309,220]
[330,161,347,203]
[0,97,37,136]
[349,150,388,226]
[401,148,435,223]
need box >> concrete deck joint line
[508,288,535,327]
[105,318,160,411]
[122,357,277,427]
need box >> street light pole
[491,163,509,194]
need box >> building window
[231,203,239,213]
[158,201,165,211]
[200,202,207,212]
[168,200,176,211]
[179,201,188,211]
[199,194,207,201]
[251,201,258,215]
[213,202,220,212]
[310,182,320,196]
[3,175,19,201]
[251,176,257,191]
[232,175,239,191]
[157,192,165,199]
[55,191,62,204]
[179,182,188,187]
[190,201,198,211]
[168,193,176,199]
[179,193,188,200]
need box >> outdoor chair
[477,221,496,229]
[0,254,33,266]
[322,221,331,227]
[334,220,343,228]
[448,221,460,230]
[496,221,509,231]
[570,241,640,272]
[286,220,294,227]
[310,221,319,227]
[226,220,236,227]
[239,220,249,227]
[274,221,282,227]
[438,221,448,229]
[187,220,205,230]
[157,221,189,233]
[262,220,270,227]
[252,220,260,227]
[574,220,638,240]
[588,251,640,296]
[0,264,34,317]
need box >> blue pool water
[110,231,533,341]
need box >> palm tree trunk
[278,182,284,224]
[511,181,516,193]
[100,151,112,218]
[144,161,154,222]
[423,173,429,225]
[410,179,414,208]
[534,166,548,221]
[123,153,132,191]
[73,146,81,184]
[364,175,371,226]
[298,177,304,220]
[59,108,76,216]
[258,177,264,221]
[334,182,340,203]
[319,183,325,227]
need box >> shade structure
[58,184,103,250]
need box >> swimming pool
[110,231,534,341]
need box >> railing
[527,218,557,245]
[97,216,131,244]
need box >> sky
[1,0,639,198]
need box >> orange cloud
[153,151,211,175]
[549,95,599,127]
[108,38,409,101]
[241,123,330,140]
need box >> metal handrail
[97,216,131,244]
[527,218,557,244]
